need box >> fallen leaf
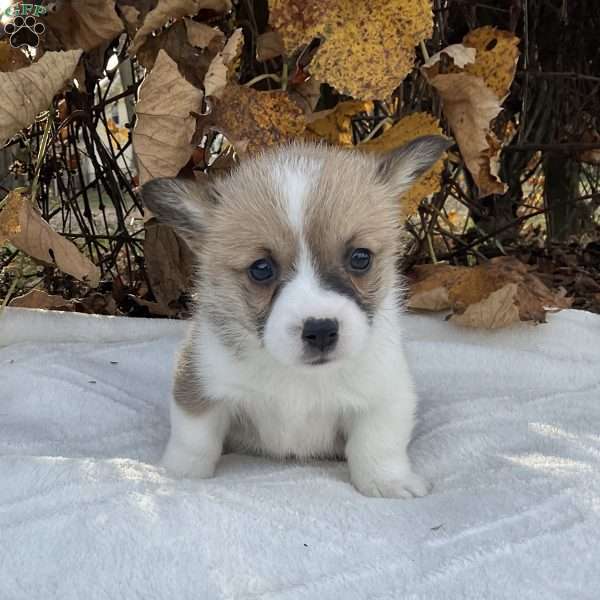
[0,190,100,287]
[422,29,519,197]
[119,4,140,34]
[424,71,505,197]
[207,84,305,154]
[184,18,225,51]
[144,218,194,313]
[133,50,204,184]
[307,101,374,145]
[44,0,124,51]
[0,50,82,145]
[204,28,243,98]
[128,0,231,55]
[135,20,213,88]
[424,44,476,71]
[408,257,572,329]
[360,112,447,215]
[577,129,600,165]
[463,27,519,99]
[9,289,73,310]
[451,283,521,328]
[256,30,285,61]
[0,39,29,72]
[288,76,322,114]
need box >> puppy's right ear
[140,177,215,250]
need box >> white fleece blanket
[1,307,599,600]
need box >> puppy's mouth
[306,356,331,366]
[302,351,339,367]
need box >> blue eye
[348,248,372,273]
[248,258,276,283]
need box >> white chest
[235,394,343,458]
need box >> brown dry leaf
[203,28,243,98]
[256,30,285,61]
[0,50,82,145]
[451,284,520,329]
[424,71,506,197]
[0,190,100,287]
[128,0,231,55]
[307,101,374,145]
[144,218,194,313]
[288,76,322,114]
[424,44,476,72]
[269,0,433,99]
[407,257,572,329]
[133,50,204,185]
[422,29,519,197]
[184,18,225,51]
[577,129,600,165]
[0,40,29,72]
[119,4,141,34]
[135,20,213,88]
[360,112,446,215]
[44,0,124,51]
[208,85,305,154]
[463,27,520,99]
[9,289,73,311]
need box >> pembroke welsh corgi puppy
[142,136,449,497]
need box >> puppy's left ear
[376,135,452,196]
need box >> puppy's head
[141,137,448,368]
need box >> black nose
[302,318,339,352]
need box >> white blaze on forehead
[272,155,323,282]
[274,156,322,237]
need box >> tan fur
[305,150,403,314]
[173,337,212,414]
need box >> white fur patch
[274,156,322,236]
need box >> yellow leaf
[208,85,306,154]
[463,27,520,99]
[306,101,374,145]
[0,50,82,146]
[0,190,100,286]
[133,50,204,185]
[360,112,446,214]
[269,0,433,99]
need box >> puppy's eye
[248,258,276,283]
[348,248,372,273]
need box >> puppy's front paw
[351,469,431,499]
[159,442,217,479]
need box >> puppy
[142,136,448,498]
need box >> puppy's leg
[345,400,429,499]
[160,340,229,478]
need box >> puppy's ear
[376,135,452,196]
[140,177,215,251]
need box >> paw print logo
[4,15,45,48]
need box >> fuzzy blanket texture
[0,307,599,600]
